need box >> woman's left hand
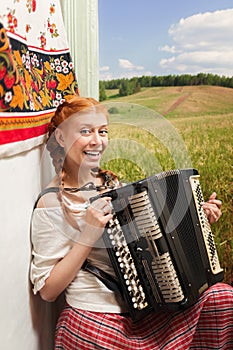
[202,192,222,225]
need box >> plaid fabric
[55,283,233,349]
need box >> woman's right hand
[79,196,113,246]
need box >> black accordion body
[92,168,224,320]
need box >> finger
[102,203,112,215]
[202,203,221,215]
[202,203,222,214]
[207,199,222,208]
[91,198,110,211]
[208,192,217,200]
[100,197,112,206]
[209,211,220,224]
[104,212,113,220]
[103,197,112,206]
[203,206,221,224]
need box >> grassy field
[101,85,233,284]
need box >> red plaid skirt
[54,283,233,349]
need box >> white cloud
[159,45,177,53]
[99,71,115,81]
[99,69,153,81]
[118,59,144,71]
[160,9,233,76]
[99,59,151,80]
[99,66,110,72]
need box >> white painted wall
[0,145,55,349]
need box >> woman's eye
[80,128,108,136]
[80,129,91,135]
[99,129,108,135]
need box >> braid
[46,133,64,174]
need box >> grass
[101,85,233,284]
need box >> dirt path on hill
[164,90,191,115]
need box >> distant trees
[99,73,233,101]
[118,78,141,96]
[99,81,107,101]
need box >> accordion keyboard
[190,175,223,274]
[107,217,148,310]
[129,190,185,303]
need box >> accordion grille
[129,190,185,303]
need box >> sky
[98,0,233,81]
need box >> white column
[60,0,99,100]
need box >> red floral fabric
[0,0,79,155]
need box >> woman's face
[56,111,108,170]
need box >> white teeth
[85,151,100,156]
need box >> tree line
[99,73,233,101]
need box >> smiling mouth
[84,151,101,157]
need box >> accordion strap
[82,260,122,294]
[33,187,60,209]
[33,187,122,295]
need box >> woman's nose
[90,131,101,144]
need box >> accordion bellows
[92,168,224,321]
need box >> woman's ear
[55,128,65,147]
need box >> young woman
[30,95,233,349]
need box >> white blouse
[30,206,127,313]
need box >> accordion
[91,168,224,321]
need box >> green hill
[106,85,233,118]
